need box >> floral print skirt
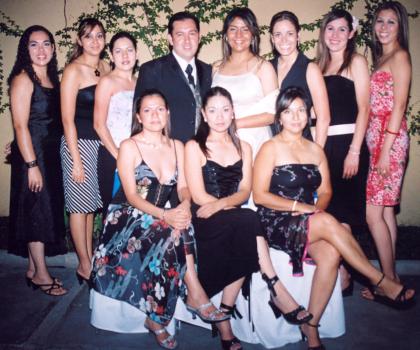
[92,203,196,325]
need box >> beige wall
[1,0,419,224]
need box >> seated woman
[185,86,312,350]
[253,87,415,350]
[91,89,228,350]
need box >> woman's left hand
[376,149,390,177]
[197,200,224,219]
[28,167,43,192]
[343,152,359,179]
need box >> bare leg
[216,278,244,350]
[86,213,94,261]
[384,206,398,277]
[256,236,310,320]
[339,224,352,291]
[301,241,340,348]
[184,255,226,320]
[26,247,35,279]
[28,241,67,295]
[309,212,414,301]
[366,204,396,279]
[70,213,92,278]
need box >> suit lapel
[196,61,204,92]
[168,53,193,93]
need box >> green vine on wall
[0,0,419,139]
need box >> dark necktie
[185,64,195,87]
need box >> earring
[204,119,208,122]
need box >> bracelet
[162,209,166,221]
[386,128,399,136]
[26,160,38,168]
[349,150,360,156]
[291,200,297,212]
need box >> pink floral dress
[366,71,409,206]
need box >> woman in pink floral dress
[364,1,411,300]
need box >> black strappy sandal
[262,273,313,324]
[211,303,242,350]
[371,273,415,309]
[300,322,325,350]
[29,279,67,296]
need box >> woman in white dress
[212,7,278,157]
[94,32,137,214]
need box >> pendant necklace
[77,61,100,77]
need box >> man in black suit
[134,12,212,143]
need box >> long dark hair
[194,86,242,158]
[275,87,311,136]
[69,17,106,62]
[7,25,59,88]
[109,31,138,72]
[269,11,300,58]
[221,7,260,62]
[131,89,170,137]
[317,9,356,74]
[371,1,410,68]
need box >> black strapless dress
[257,164,321,276]
[9,83,66,257]
[193,159,259,297]
[60,85,102,213]
[91,159,196,325]
[324,76,369,228]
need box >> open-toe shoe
[186,301,230,323]
[144,320,178,349]
[262,273,313,324]
[30,279,67,296]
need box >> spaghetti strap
[172,139,178,172]
[131,138,143,159]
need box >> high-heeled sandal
[371,273,415,308]
[26,276,62,287]
[186,302,230,323]
[76,271,93,289]
[262,273,313,324]
[300,322,325,350]
[144,320,178,349]
[341,279,353,297]
[211,303,242,350]
[29,279,67,296]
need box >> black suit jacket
[134,53,212,143]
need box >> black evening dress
[193,159,259,298]
[91,141,196,326]
[324,76,369,229]
[270,52,313,140]
[60,85,102,213]
[257,164,321,276]
[9,83,66,257]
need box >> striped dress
[60,85,102,213]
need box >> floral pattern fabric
[257,164,321,276]
[366,71,409,206]
[91,161,196,325]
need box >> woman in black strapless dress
[185,87,312,350]
[317,9,370,296]
[253,87,414,350]
[60,18,110,284]
[8,25,67,296]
